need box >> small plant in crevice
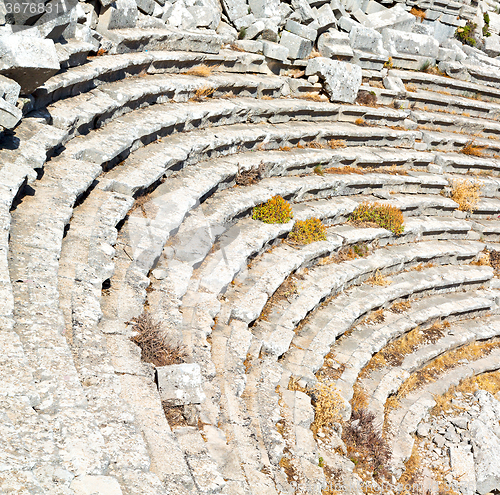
[483,12,492,37]
[252,195,293,224]
[288,217,327,245]
[310,382,345,435]
[455,21,478,46]
[235,162,266,186]
[183,64,213,77]
[383,57,393,69]
[366,269,391,287]
[313,164,324,176]
[355,90,377,107]
[410,6,426,21]
[419,59,432,72]
[129,312,188,367]
[238,27,247,39]
[189,86,215,102]
[460,139,486,157]
[450,179,481,212]
[349,202,405,235]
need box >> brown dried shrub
[355,90,377,107]
[129,312,188,367]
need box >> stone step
[435,151,500,175]
[365,315,500,427]
[55,40,95,70]
[32,49,269,110]
[389,67,500,104]
[283,265,494,386]
[333,291,497,402]
[387,346,500,475]
[421,128,500,156]
[258,239,485,359]
[45,73,287,140]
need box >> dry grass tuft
[460,139,486,157]
[410,6,426,21]
[189,86,215,102]
[183,64,213,77]
[325,165,365,175]
[390,300,411,313]
[450,179,481,212]
[319,243,369,265]
[298,92,326,102]
[252,195,293,224]
[129,312,188,367]
[288,217,327,245]
[310,382,345,435]
[162,404,189,428]
[366,269,391,286]
[349,202,405,235]
[259,276,298,321]
[328,139,347,149]
[235,162,265,186]
[363,309,385,325]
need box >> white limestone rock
[0,36,60,94]
[484,33,500,57]
[262,40,289,61]
[285,19,317,41]
[157,363,206,406]
[71,475,123,495]
[279,30,312,60]
[97,0,138,30]
[349,24,387,56]
[0,75,20,105]
[220,0,248,23]
[0,96,22,130]
[364,4,415,32]
[306,57,361,103]
[382,28,439,58]
[248,0,279,19]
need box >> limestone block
[349,24,386,55]
[470,419,500,495]
[97,0,138,30]
[489,11,500,35]
[157,363,206,406]
[136,0,155,15]
[382,28,439,58]
[249,0,280,18]
[279,30,312,59]
[318,30,353,58]
[365,4,415,32]
[437,47,456,62]
[245,20,265,39]
[449,445,476,495]
[221,0,248,22]
[0,36,60,95]
[0,97,22,130]
[313,4,337,33]
[262,40,289,61]
[291,0,315,24]
[285,19,317,41]
[484,33,500,57]
[233,13,255,30]
[0,75,20,105]
[383,74,405,93]
[305,57,361,103]
[163,1,196,29]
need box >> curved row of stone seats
[386,345,500,476]
[5,156,168,494]
[364,315,500,427]
[280,263,494,384]
[387,68,500,103]
[434,152,500,175]
[329,290,498,403]
[440,60,500,91]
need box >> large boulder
[0,36,60,95]
[305,57,361,103]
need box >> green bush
[455,21,477,46]
[252,195,293,224]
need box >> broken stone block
[349,24,387,55]
[245,20,265,40]
[484,34,500,58]
[470,419,500,495]
[279,30,312,59]
[383,74,405,93]
[449,445,476,495]
[0,97,22,130]
[220,0,247,22]
[313,4,336,33]
[97,0,138,30]
[157,363,206,406]
[291,0,315,24]
[0,36,60,95]
[382,28,439,58]
[365,4,415,32]
[249,0,280,19]
[318,30,353,58]
[262,40,289,61]
[136,0,155,15]
[233,13,255,31]
[0,75,20,105]
[305,57,361,103]
[260,19,279,42]
[285,19,317,41]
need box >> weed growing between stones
[449,179,481,212]
[189,86,215,102]
[455,21,478,46]
[320,243,369,265]
[390,300,411,313]
[252,195,293,224]
[183,64,214,77]
[328,139,347,149]
[366,269,391,286]
[355,90,377,107]
[349,202,404,235]
[235,162,265,186]
[129,312,188,367]
[310,382,345,435]
[288,218,327,245]
[410,6,426,21]
[460,139,485,157]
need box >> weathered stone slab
[364,4,415,32]
[97,0,138,31]
[305,58,361,103]
[382,28,439,58]
[0,97,22,130]
[157,363,206,406]
[0,75,20,106]
[279,31,312,60]
[0,36,59,95]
